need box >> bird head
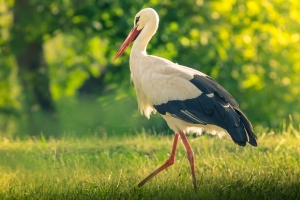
[114,8,159,61]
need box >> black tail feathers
[234,109,258,147]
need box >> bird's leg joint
[164,156,175,166]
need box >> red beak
[114,27,142,61]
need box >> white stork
[114,8,257,191]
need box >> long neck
[130,21,158,58]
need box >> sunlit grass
[0,124,300,199]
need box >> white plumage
[114,8,257,191]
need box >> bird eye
[135,16,140,25]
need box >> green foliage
[54,95,166,137]
[0,0,299,137]
[0,127,300,199]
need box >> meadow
[0,122,299,200]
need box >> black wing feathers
[154,74,257,147]
[190,75,239,107]
[234,109,257,146]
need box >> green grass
[0,125,300,200]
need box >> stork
[114,8,257,191]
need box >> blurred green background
[0,0,299,138]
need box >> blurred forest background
[0,0,299,138]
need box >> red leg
[178,131,197,192]
[138,133,180,187]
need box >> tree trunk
[15,42,58,137]
[11,0,58,137]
